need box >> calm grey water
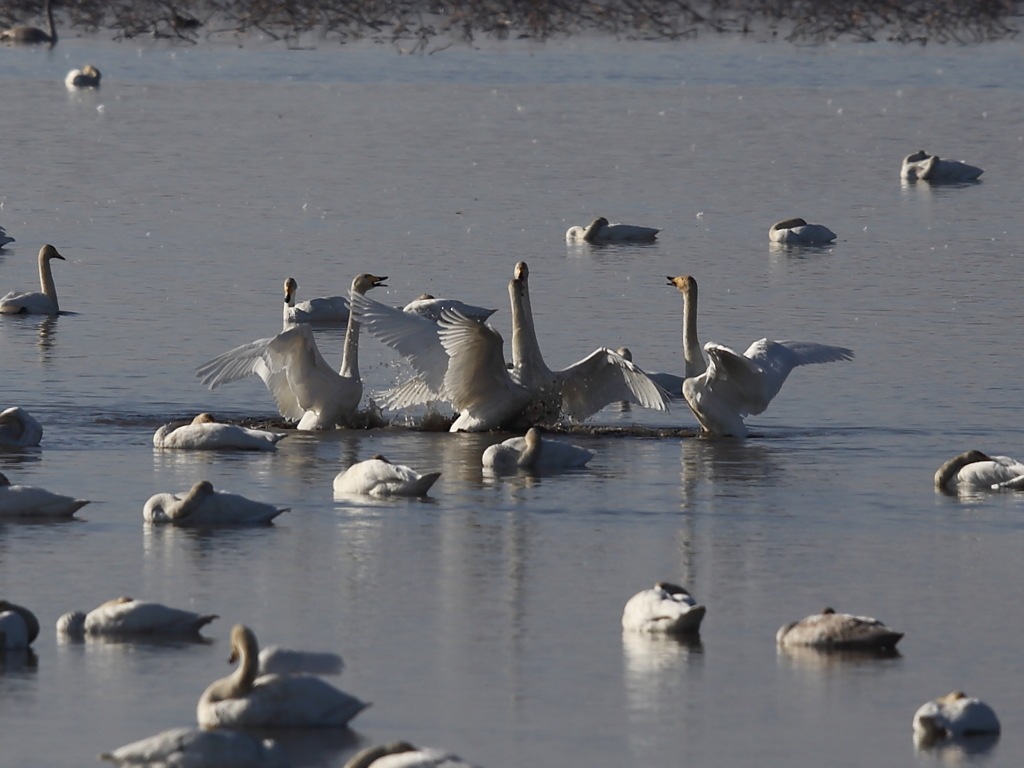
[2,33,1024,768]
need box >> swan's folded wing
[741,339,854,409]
[349,292,449,392]
[702,342,774,416]
[557,347,670,421]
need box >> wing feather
[557,348,670,422]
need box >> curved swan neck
[167,481,214,520]
[207,624,260,701]
[671,276,706,378]
[518,428,542,468]
[509,263,549,378]
[0,601,39,643]
[934,450,990,488]
[38,245,62,312]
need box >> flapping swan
[615,348,683,401]
[0,407,43,447]
[901,150,983,183]
[197,273,387,430]
[566,217,660,244]
[100,727,287,768]
[913,692,1000,745]
[622,583,706,634]
[344,742,482,768]
[668,275,853,437]
[283,276,351,325]
[259,645,343,676]
[0,472,89,518]
[0,601,40,649]
[333,455,441,497]
[57,597,217,638]
[768,218,836,244]
[352,262,668,431]
[0,0,56,44]
[776,607,903,649]
[403,294,497,322]
[0,226,13,248]
[198,623,368,728]
[934,450,1024,491]
[482,427,594,472]
[65,64,100,89]
[0,244,66,315]
[153,413,285,451]
[143,480,288,525]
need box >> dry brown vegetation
[0,0,1019,46]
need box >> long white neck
[518,429,542,468]
[681,281,705,379]
[510,277,549,380]
[39,253,58,312]
[340,288,363,380]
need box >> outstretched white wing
[556,347,670,422]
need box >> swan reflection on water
[775,642,902,671]
[622,630,703,715]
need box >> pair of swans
[565,217,660,244]
[0,244,66,315]
[345,742,482,768]
[57,597,217,638]
[621,582,706,635]
[65,64,100,89]
[352,261,669,432]
[197,273,387,430]
[768,218,836,245]
[934,450,1024,492]
[482,428,594,472]
[153,413,285,451]
[901,150,983,183]
[0,406,42,447]
[144,480,288,525]
[0,0,56,44]
[0,472,89,518]
[913,692,1000,746]
[0,601,39,649]
[333,455,441,497]
[775,607,903,650]
[668,275,854,437]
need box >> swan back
[65,64,100,88]
[901,150,983,182]
[144,481,287,525]
[776,607,903,649]
[333,456,441,496]
[622,582,706,634]
[100,727,287,768]
[913,692,1001,741]
[0,600,39,644]
[152,415,284,451]
[344,742,478,768]
[258,645,344,676]
[0,610,31,648]
[0,407,43,447]
[768,218,836,244]
[482,428,594,472]
[0,226,13,248]
[59,597,218,637]
[0,477,89,517]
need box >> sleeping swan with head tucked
[482,427,593,472]
[566,217,660,244]
[57,597,217,638]
[144,480,288,525]
[0,473,89,518]
[0,407,43,447]
[153,413,285,451]
[333,455,441,497]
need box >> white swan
[153,413,285,451]
[565,217,660,244]
[768,218,836,244]
[143,480,288,525]
[0,244,66,315]
[913,692,1000,744]
[100,727,287,768]
[196,273,387,430]
[668,275,853,437]
[0,0,56,44]
[0,601,39,649]
[621,582,706,634]
[258,645,344,676]
[65,64,101,89]
[352,262,669,431]
[0,407,43,447]
[402,294,498,323]
[344,742,482,768]
[482,427,594,472]
[57,597,217,638]
[197,623,368,728]
[0,226,13,248]
[934,450,1024,491]
[901,150,983,183]
[0,472,89,518]
[776,607,903,649]
[614,348,684,401]
[283,276,351,325]
[333,455,441,497]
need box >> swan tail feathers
[410,472,441,496]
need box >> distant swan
[344,741,482,768]
[402,294,497,323]
[100,727,287,768]
[668,275,853,437]
[934,450,1024,491]
[0,472,89,518]
[0,226,13,248]
[258,645,344,676]
[621,583,706,634]
[482,427,594,472]
[143,480,288,525]
[768,218,836,244]
[283,276,351,325]
[57,597,217,638]
[901,150,983,183]
[153,413,285,451]
[197,273,387,430]
[0,0,57,45]
[65,64,100,89]
[197,623,368,728]
[566,217,660,244]
[333,455,441,497]
[913,692,1000,745]
[0,601,40,649]
[0,407,43,447]
[776,607,903,649]
[0,244,66,315]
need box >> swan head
[283,277,298,304]
[187,480,216,500]
[191,413,216,425]
[904,150,929,164]
[228,623,259,664]
[81,64,101,81]
[414,293,435,301]
[39,244,64,262]
[514,261,529,282]
[370,454,391,463]
[615,347,633,362]
[56,610,87,636]
[351,273,388,295]
[820,606,836,615]
[343,742,418,768]
[0,472,8,487]
[667,275,696,297]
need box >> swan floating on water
[621,583,706,634]
[57,597,217,638]
[333,455,441,497]
[0,601,40,649]
[65,64,101,89]
[0,472,89,518]
[0,244,66,315]
[283,276,351,325]
[934,450,1024,491]
[0,407,43,447]
[901,150,983,183]
[153,413,285,451]
[100,727,287,768]
[259,645,344,676]
[913,692,1000,745]
[402,294,497,323]
[197,273,387,430]
[482,427,594,472]
[668,275,853,437]
[143,480,288,525]
[344,741,482,768]
[0,0,57,45]
[775,607,903,649]
[197,623,368,728]
[0,226,13,248]
[565,217,660,244]
[768,218,836,244]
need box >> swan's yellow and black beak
[368,275,388,288]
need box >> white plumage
[0,472,89,518]
[100,727,287,768]
[934,450,1024,491]
[282,276,351,325]
[565,217,660,244]
[344,742,482,768]
[621,583,706,634]
[333,455,441,497]
[482,428,593,472]
[143,480,287,525]
[152,413,284,451]
[0,244,66,315]
[775,607,903,649]
[901,150,983,183]
[0,407,43,447]
[57,597,217,638]
[913,692,1000,744]
[65,64,101,89]
[768,218,836,244]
